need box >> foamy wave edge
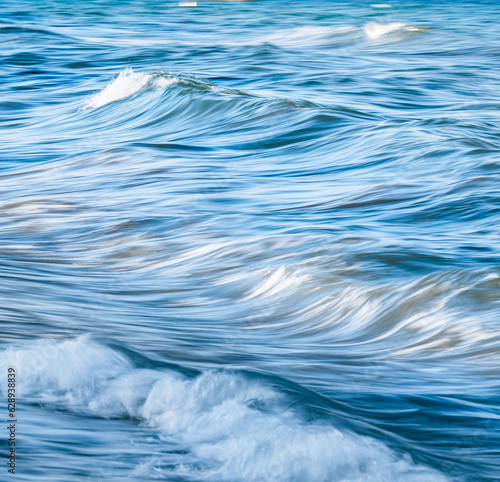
[83,68,177,110]
[0,336,449,481]
[363,21,426,41]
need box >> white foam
[0,336,132,408]
[370,4,393,8]
[245,23,422,48]
[363,21,407,41]
[83,68,175,110]
[0,337,449,481]
[258,26,357,48]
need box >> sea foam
[84,68,175,109]
[363,22,426,41]
[0,337,449,481]
[363,22,407,41]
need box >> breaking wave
[0,337,449,482]
[84,68,177,109]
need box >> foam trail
[256,26,358,48]
[0,337,449,481]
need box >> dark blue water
[1,1,500,480]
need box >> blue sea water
[1,0,500,480]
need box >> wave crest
[363,22,426,41]
[0,337,448,481]
[83,68,176,109]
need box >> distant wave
[363,22,427,42]
[230,22,426,48]
[254,25,359,48]
[130,22,426,49]
[0,337,449,481]
[363,22,407,41]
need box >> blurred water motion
[1,0,499,480]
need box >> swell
[74,68,384,164]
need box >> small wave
[83,68,176,110]
[231,23,425,49]
[363,22,426,41]
[0,337,449,481]
[82,68,249,110]
[363,22,407,41]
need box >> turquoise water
[1,1,499,480]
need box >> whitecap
[83,68,175,110]
[363,21,407,41]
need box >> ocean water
[1,0,500,480]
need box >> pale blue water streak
[0,1,499,480]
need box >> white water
[363,22,407,41]
[0,337,449,481]
[84,68,175,109]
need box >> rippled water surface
[1,0,500,480]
